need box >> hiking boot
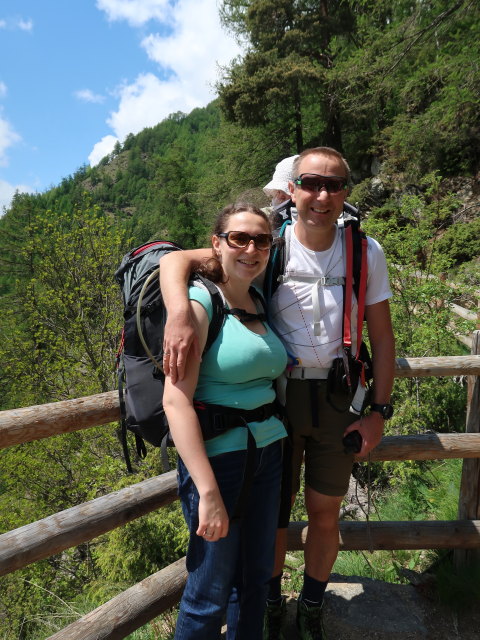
[263,596,286,640]
[296,598,326,640]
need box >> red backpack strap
[343,224,354,353]
[355,233,368,359]
[343,223,369,359]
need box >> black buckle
[212,413,227,434]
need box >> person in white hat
[263,155,299,208]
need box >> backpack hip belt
[194,401,279,440]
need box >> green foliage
[93,504,188,584]
[436,217,480,265]
[0,199,126,408]
[333,459,463,583]
[363,176,474,359]
[0,3,478,635]
[218,0,357,150]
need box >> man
[161,147,395,640]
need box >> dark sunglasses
[294,173,348,194]
[217,231,273,251]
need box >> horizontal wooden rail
[46,557,187,640]
[2,433,480,577]
[0,391,119,449]
[0,471,178,577]
[361,433,480,462]
[450,303,477,323]
[393,355,480,378]
[288,519,480,550]
[1,356,479,450]
[44,518,480,640]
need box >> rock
[279,575,480,639]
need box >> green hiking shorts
[285,378,358,497]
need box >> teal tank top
[188,285,287,456]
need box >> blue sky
[0,0,242,212]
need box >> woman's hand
[196,489,229,542]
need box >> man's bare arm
[160,247,211,382]
[344,299,395,456]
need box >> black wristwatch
[370,403,394,420]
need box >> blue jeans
[175,439,283,640]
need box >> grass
[124,610,177,639]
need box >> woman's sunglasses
[217,231,273,251]
[294,173,348,194]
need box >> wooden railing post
[455,330,480,569]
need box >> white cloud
[141,0,241,95]
[0,17,33,31]
[103,0,240,138]
[88,134,119,166]
[0,82,7,98]
[74,89,105,104]
[0,179,31,215]
[17,19,33,32]
[0,115,21,166]
[96,0,172,27]
[107,72,192,140]
[90,0,241,164]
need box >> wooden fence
[1,340,479,639]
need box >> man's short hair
[292,147,352,187]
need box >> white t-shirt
[270,223,392,369]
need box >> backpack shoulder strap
[192,276,227,353]
[263,218,292,305]
[248,285,266,312]
[342,219,368,359]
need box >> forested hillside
[0,1,479,637]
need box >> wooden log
[455,331,480,567]
[450,303,477,322]
[394,355,480,378]
[2,431,480,576]
[0,471,178,577]
[46,557,187,640]
[1,355,480,449]
[360,433,480,462]
[287,520,480,551]
[0,391,119,449]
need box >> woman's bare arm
[163,299,229,540]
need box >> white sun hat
[263,155,299,197]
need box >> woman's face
[212,211,271,284]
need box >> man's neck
[294,222,337,252]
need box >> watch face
[383,404,394,419]
[371,403,393,419]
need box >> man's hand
[159,248,211,382]
[163,308,200,384]
[344,412,384,457]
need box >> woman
[163,203,287,640]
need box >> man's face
[289,153,348,234]
[271,190,290,207]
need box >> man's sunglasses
[217,231,273,251]
[294,173,348,194]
